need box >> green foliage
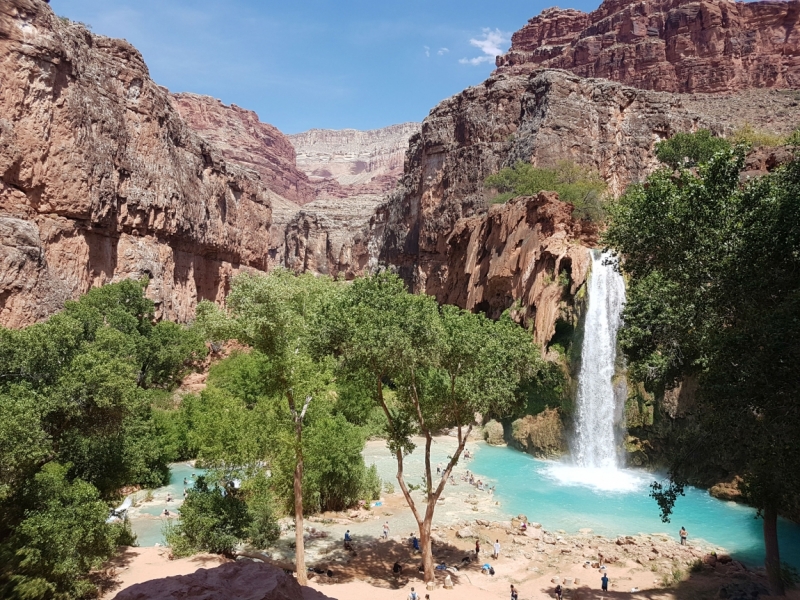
[165,476,250,557]
[0,463,124,600]
[484,161,607,221]
[654,129,731,169]
[730,123,786,148]
[605,145,800,592]
[0,280,206,597]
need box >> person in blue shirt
[412,535,420,553]
[601,572,609,591]
[344,530,352,550]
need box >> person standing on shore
[679,527,688,545]
[510,584,518,600]
[382,521,390,539]
[493,539,500,559]
[475,539,480,556]
[601,572,609,592]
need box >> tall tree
[317,272,539,582]
[196,270,338,585]
[604,142,800,595]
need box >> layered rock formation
[0,0,283,326]
[288,123,419,199]
[171,93,315,206]
[496,0,800,94]
[279,124,419,278]
[374,64,800,345]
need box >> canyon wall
[495,0,800,94]
[288,123,419,199]
[280,123,419,279]
[0,0,280,326]
[375,66,800,346]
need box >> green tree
[0,463,124,600]
[165,476,251,557]
[654,129,731,170]
[317,272,539,582]
[484,160,607,220]
[0,280,206,598]
[604,145,800,595]
[196,270,339,584]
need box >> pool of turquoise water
[128,463,205,547]
[470,444,800,569]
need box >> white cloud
[438,47,449,55]
[424,45,430,57]
[459,28,509,66]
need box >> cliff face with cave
[0,0,288,326]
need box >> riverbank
[105,435,800,598]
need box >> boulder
[457,527,476,539]
[483,420,505,446]
[114,561,334,600]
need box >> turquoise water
[128,463,205,547]
[470,445,800,569]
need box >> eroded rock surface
[374,68,800,344]
[288,123,419,199]
[113,560,333,600]
[171,93,315,206]
[0,0,276,326]
[496,0,800,94]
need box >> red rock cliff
[496,0,800,93]
[171,93,315,206]
[0,0,276,326]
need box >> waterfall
[572,249,626,469]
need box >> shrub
[484,161,607,221]
[730,123,786,148]
[165,476,250,557]
[655,129,731,169]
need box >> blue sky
[50,0,601,134]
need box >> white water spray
[573,249,626,469]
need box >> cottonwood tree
[604,142,800,596]
[197,270,338,585]
[317,273,539,582]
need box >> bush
[655,129,731,169]
[484,161,607,221]
[0,463,122,600]
[730,123,786,148]
[361,464,382,502]
[165,476,250,557]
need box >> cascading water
[572,249,627,469]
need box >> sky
[49,0,602,134]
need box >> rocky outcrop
[496,0,800,94]
[483,419,506,446]
[431,192,595,348]
[114,560,334,600]
[510,408,568,458]
[0,0,278,326]
[281,124,420,279]
[283,196,376,279]
[288,123,419,199]
[171,93,315,206]
[375,68,800,344]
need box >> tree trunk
[420,520,434,583]
[294,422,307,585]
[763,505,784,596]
[294,423,308,585]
